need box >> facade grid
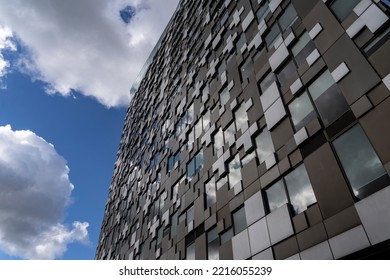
[96,0,390,260]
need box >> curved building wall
[96,0,390,260]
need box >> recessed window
[291,32,316,66]
[186,242,195,260]
[187,150,204,179]
[278,4,298,31]
[329,0,361,22]
[256,2,270,22]
[255,128,274,164]
[277,59,296,88]
[205,177,216,208]
[234,104,249,132]
[265,164,317,214]
[233,207,247,234]
[288,91,316,131]
[333,125,390,199]
[228,154,242,188]
[207,227,219,260]
[265,23,281,50]
[213,128,224,155]
[308,70,349,126]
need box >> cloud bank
[0,26,16,84]
[0,0,180,107]
[0,125,89,259]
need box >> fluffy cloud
[0,26,16,83]
[0,0,179,107]
[0,125,89,259]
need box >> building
[96,0,390,260]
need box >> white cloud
[0,125,89,259]
[0,26,16,83]
[0,0,180,107]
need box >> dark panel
[324,206,361,238]
[304,143,355,219]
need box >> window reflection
[285,164,317,214]
[207,227,219,260]
[329,0,361,22]
[255,128,274,164]
[228,154,242,188]
[333,125,390,199]
[278,4,298,31]
[288,91,316,131]
[233,207,247,234]
[265,180,288,212]
[205,177,216,208]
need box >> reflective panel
[291,32,316,66]
[285,164,317,214]
[206,177,216,208]
[207,227,219,260]
[259,72,277,93]
[288,91,316,131]
[220,88,230,106]
[257,3,270,22]
[330,0,361,22]
[265,24,281,49]
[333,125,388,199]
[240,58,254,82]
[277,59,296,88]
[265,180,288,212]
[229,154,242,188]
[186,243,195,260]
[278,4,298,31]
[255,128,274,163]
[213,128,224,155]
[233,207,247,234]
[220,228,234,244]
[234,104,248,131]
[308,70,334,100]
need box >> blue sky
[0,0,179,259]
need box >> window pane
[279,4,298,31]
[259,72,277,93]
[207,227,219,260]
[265,24,281,49]
[308,70,334,100]
[206,178,216,208]
[220,228,233,244]
[233,207,247,234]
[186,243,195,260]
[288,91,316,131]
[333,125,388,198]
[277,60,296,88]
[285,164,317,214]
[330,0,361,22]
[195,151,203,172]
[265,180,288,212]
[255,128,274,163]
[240,58,254,82]
[229,154,242,188]
[214,129,224,154]
[220,88,230,106]
[291,32,311,56]
[235,104,248,131]
[187,159,195,178]
[257,3,270,22]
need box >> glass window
[285,164,317,214]
[257,3,270,22]
[329,0,361,22]
[288,91,316,131]
[233,207,247,234]
[234,104,248,131]
[228,154,242,188]
[187,150,203,179]
[170,212,178,237]
[236,34,246,52]
[220,88,230,106]
[207,227,219,260]
[255,128,274,163]
[291,32,316,66]
[265,23,281,50]
[277,59,296,88]
[220,228,234,244]
[213,128,224,155]
[240,57,254,82]
[265,180,288,212]
[278,4,298,31]
[205,177,216,208]
[224,122,236,146]
[363,25,390,55]
[333,125,390,199]
[308,70,349,126]
[186,243,195,260]
[259,71,277,93]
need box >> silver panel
[269,43,290,71]
[294,127,308,146]
[264,97,286,130]
[261,82,280,111]
[306,49,320,66]
[309,23,323,39]
[331,62,350,83]
[245,191,266,225]
[329,225,370,259]
[355,186,390,245]
[290,78,303,95]
[232,229,251,259]
[252,248,274,260]
[248,218,271,254]
[242,10,255,31]
[300,241,334,260]
[266,204,294,245]
[285,253,300,260]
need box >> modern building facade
[96,0,390,260]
